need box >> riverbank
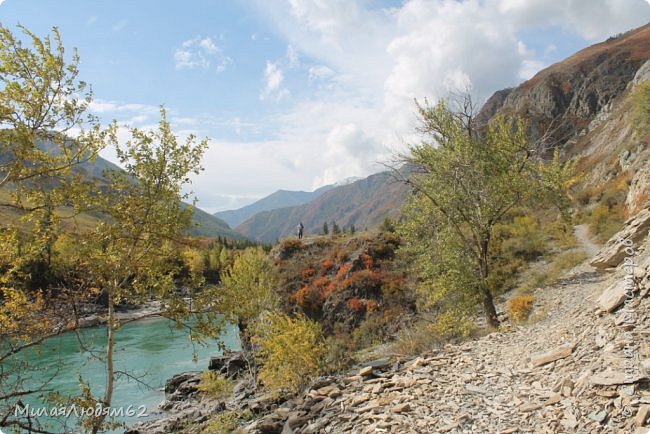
[74,300,164,329]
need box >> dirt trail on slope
[574,224,602,258]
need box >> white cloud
[494,0,650,40]
[308,65,334,83]
[174,36,232,71]
[94,1,650,212]
[89,100,159,115]
[260,61,289,101]
[242,0,650,204]
[519,59,547,81]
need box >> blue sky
[1,0,650,214]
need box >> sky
[1,0,650,214]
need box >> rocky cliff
[480,24,650,156]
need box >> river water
[3,315,240,433]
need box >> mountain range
[213,185,334,228]
[217,23,650,242]
[0,143,244,240]
[234,171,409,242]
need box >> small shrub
[502,215,545,260]
[547,249,588,280]
[336,263,352,280]
[201,410,252,434]
[380,217,396,233]
[428,311,474,341]
[331,247,349,263]
[351,314,387,349]
[202,411,237,434]
[507,294,535,322]
[322,334,355,374]
[253,312,325,395]
[278,239,305,256]
[340,269,383,291]
[359,253,373,269]
[589,203,625,241]
[346,297,365,312]
[394,321,438,355]
[197,371,233,400]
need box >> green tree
[65,109,207,433]
[397,96,574,328]
[213,246,278,378]
[0,25,105,433]
[322,221,329,235]
[331,221,341,235]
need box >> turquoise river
[3,316,240,433]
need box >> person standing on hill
[297,222,304,239]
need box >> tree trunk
[481,289,499,329]
[92,295,115,434]
[478,247,499,329]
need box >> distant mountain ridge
[0,141,244,240]
[214,185,334,228]
[235,171,409,242]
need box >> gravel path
[574,224,602,258]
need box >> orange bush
[292,286,308,305]
[341,269,383,290]
[507,294,535,322]
[346,297,365,312]
[366,300,378,313]
[359,253,373,269]
[336,264,351,280]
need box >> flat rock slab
[530,342,576,367]
[590,371,648,386]
[636,405,650,427]
[591,208,650,270]
[598,281,630,312]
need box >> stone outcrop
[591,208,650,269]
[208,351,247,378]
[598,279,633,312]
[478,24,650,155]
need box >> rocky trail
[247,225,649,433]
[574,224,602,258]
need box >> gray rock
[590,371,648,386]
[588,410,608,424]
[598,281,630,312]
[591,208,650,270]
[530,342,576,367]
